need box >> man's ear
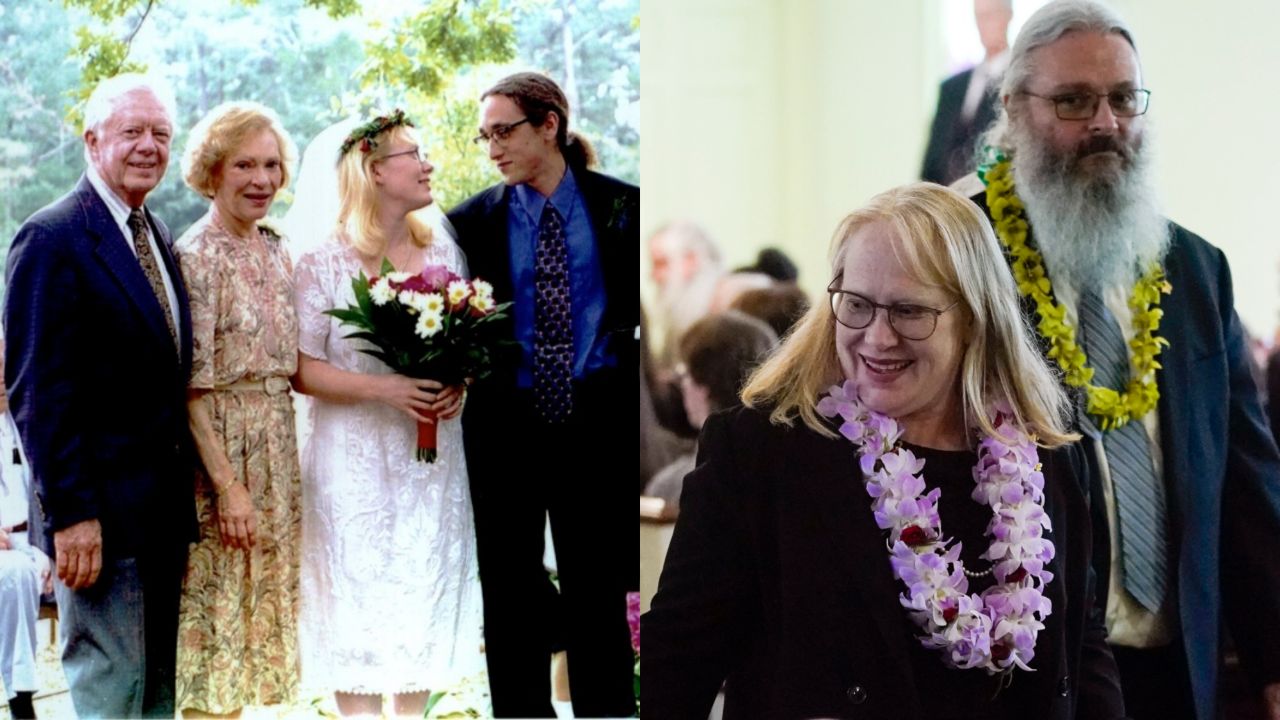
[83,129,98,159]
[541,111,561,141]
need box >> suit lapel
[472,184,515,303]
[798,426,923,708]
[577,170,636,332]
[76,179,177,351]
[147,207,193,367]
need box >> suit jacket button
[1058,675,1070,697]
[846,684,867,705]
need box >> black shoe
[8,690,36,719]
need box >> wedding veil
[281,116,464,269]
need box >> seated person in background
[708,271,773,314]
[733,246,799,283]
[644,311,777,510]
[0,339,50,720]
[730,283,811,340]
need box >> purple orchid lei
[815,379,1055,674]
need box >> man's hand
[53,519,102,590]
[1262,682,1280,720]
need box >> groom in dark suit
[966,2,1280,718]
[4,73,195,718]
[448,72,638,717]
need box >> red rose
[899,525,929,546]
[401,275,429,293]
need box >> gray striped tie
[1077,289,1170,612]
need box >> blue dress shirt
[507,168,611,387]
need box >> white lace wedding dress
[293,233,484,695]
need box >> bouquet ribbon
[417,410,439,463]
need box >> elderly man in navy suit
[448,72,638,717]
[3,73,195,718]
[959,2,1280,718]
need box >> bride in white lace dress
[288,115,484,717]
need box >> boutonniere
[606,194,636,233]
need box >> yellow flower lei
[984,160,1171,431]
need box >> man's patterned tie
[1077,288,1169,613]
[127,208,178,350]
[533,204,574,423]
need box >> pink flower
[420,264,456,292]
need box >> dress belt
[3,521,27,533]
[215,377,292,396]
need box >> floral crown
[340,108,415,156]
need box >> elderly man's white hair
[81,73,178,162]
[651,220,723,267]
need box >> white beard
[1008,124,1170,293]
[655,269,720,362]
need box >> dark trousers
[55,548,186,718]
[465,370,637,717]
[1112,643,1197,720]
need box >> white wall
[642,0,1280,341]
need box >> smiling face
[212,128,283,231]
[85,88,173,207]
[479,93,559,189]
[370,129,434,212]
[834,221,968,446]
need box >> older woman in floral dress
[173,101,301,718]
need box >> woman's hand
[435,384,466,420]
[216,481,257,549]
[373,374,452,423]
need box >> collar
[512,166,579,224]
[85,164,143,229]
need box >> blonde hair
[336,123,432,257]
[741,182,1076,448]
[181,101,298,200]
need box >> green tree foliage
[0,0,637,290]
[507,0,639,184]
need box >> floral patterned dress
[173,214,302,713]
[292,236,484,695]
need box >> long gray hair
[984,0,1138,152]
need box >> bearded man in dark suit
[957,2,1280,718]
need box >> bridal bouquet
[326,260,513,461]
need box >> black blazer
[4,175,196,559]
[969,190,1280,720]
[642,405,1124,719]
[921,68,1000,185]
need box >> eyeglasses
[380,146,429,163]
[1018,88,1151,120]
[827,284,959,341]
[472,118,530,146]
